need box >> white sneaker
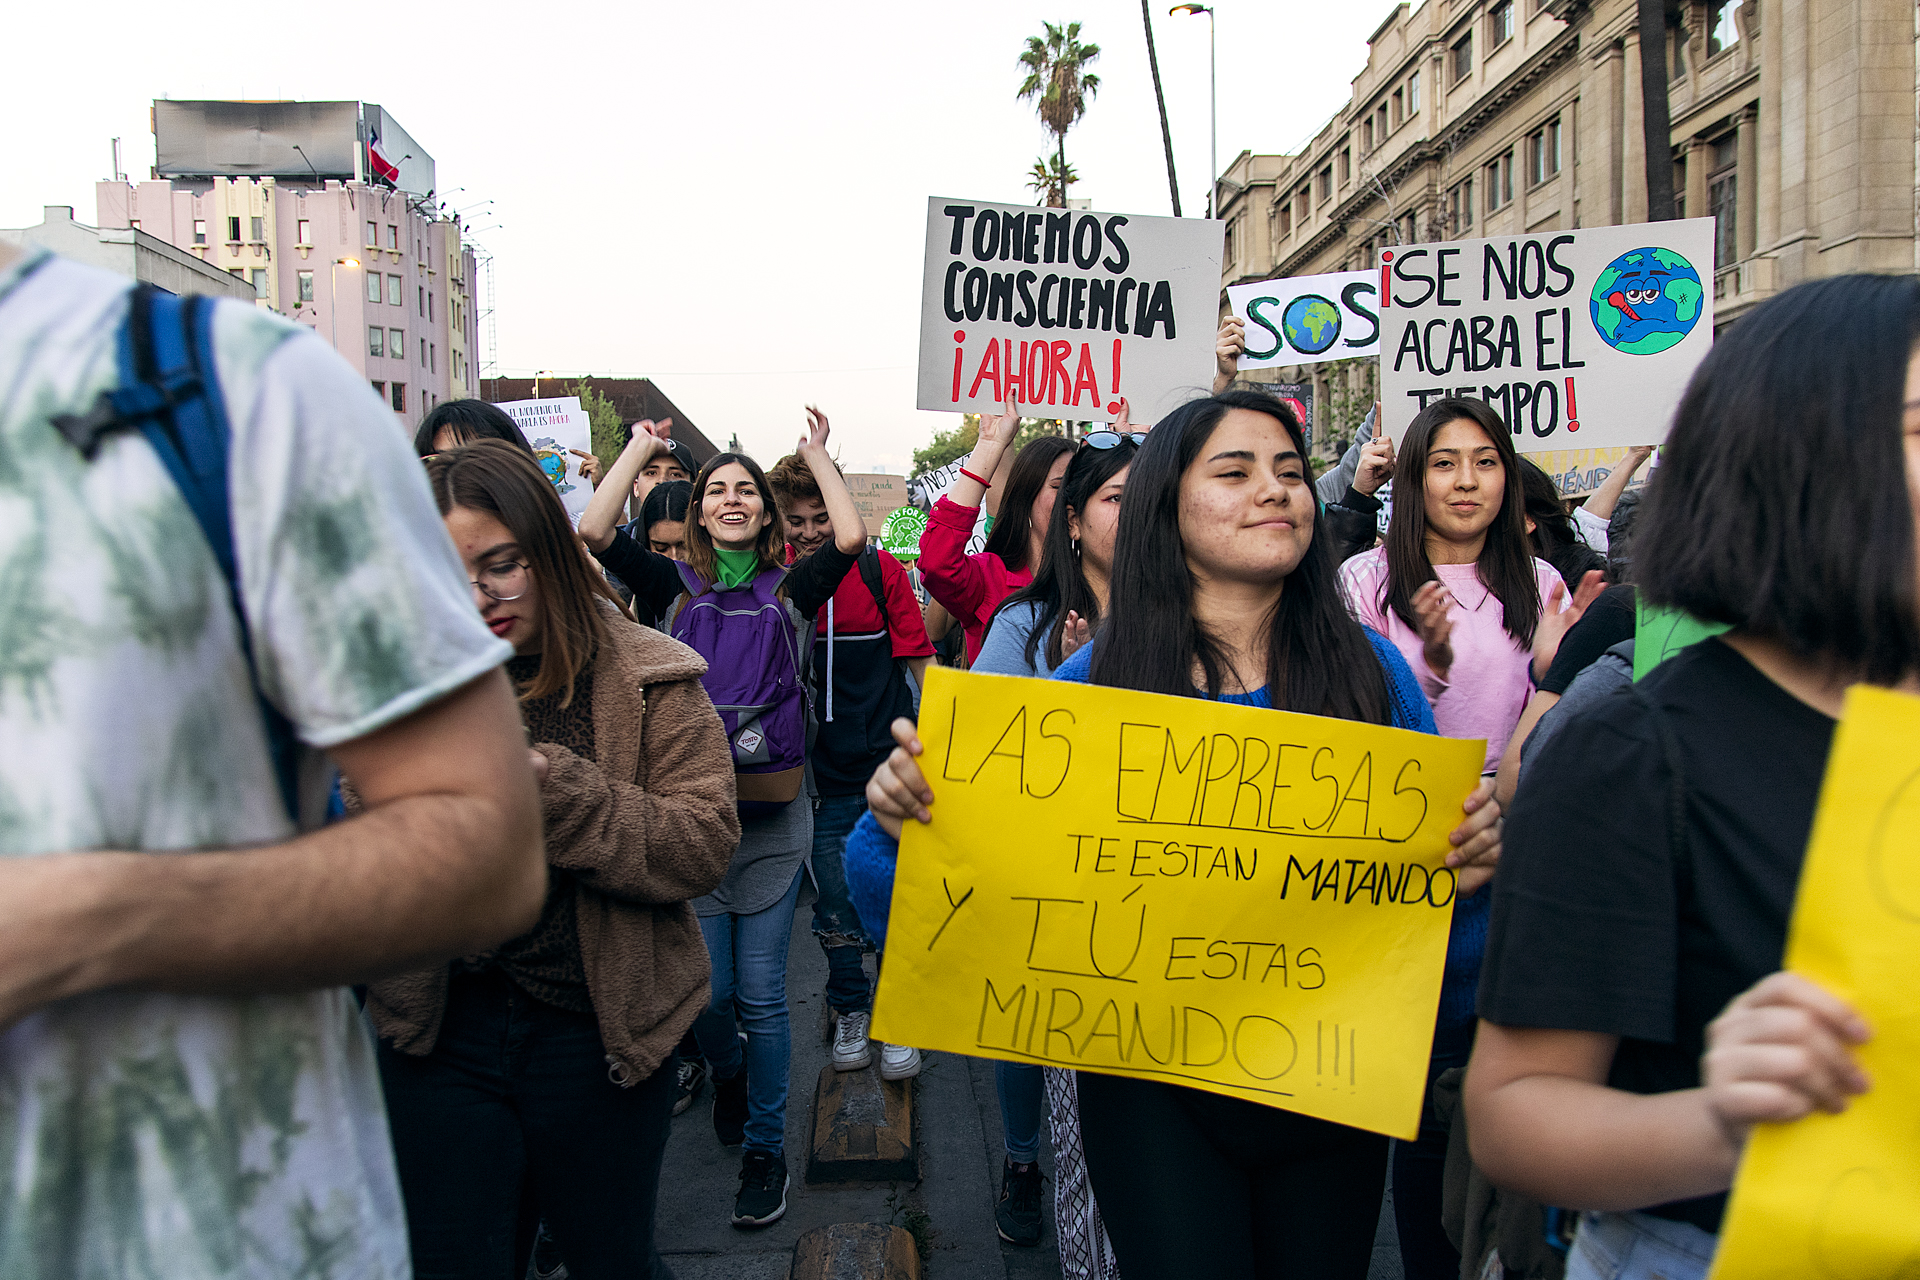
[830,1010,873,1071]
[878,1042,923,1081]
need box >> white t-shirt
[0,251,511,1277]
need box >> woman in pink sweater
[919,398,1075,664]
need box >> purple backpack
[670,561,810,818]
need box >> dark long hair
[994,438,1137,671]
[1518,457,1607,588]
[1089,391,1390,722]
[414,398,534,458]
[684,451,784,593]
[981,435,1075,573]
[640,478,693,530]
[1383,397,1542,647]
[1636,273,1920,683]
[425,441,614,706]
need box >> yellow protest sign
[869,666,1485,1140]
[1711,685,1920,1279]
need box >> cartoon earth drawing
[529,438,577,495]
[1590,248,1705,354]
[1281,294,1342,355]
[883,505,930,558]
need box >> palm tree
[1141,1,1181,216]
[1018,21,1101,207]
[1027,154,1080,207]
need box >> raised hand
[1215,315,1246,380]
[1059,609,1093,662]
[1412,580,1456,682]
[568,448,603,488]
[1702,971,1871,1149]
[867,717,935,839]
[977,394,1022,453]
[800,406,832,457]
[1530,569,1608,681]
[1354,435,1396,496]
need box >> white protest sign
[497,396,594,523]
[919,197,1223,422]
[1227,268,1380,370]
[1377,219,1715,453]
[907,453,990,555]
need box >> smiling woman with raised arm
[841,390,1505,1279]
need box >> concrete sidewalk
[652,882,1406,1279]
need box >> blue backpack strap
[119,287,302,821]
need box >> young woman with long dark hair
[919,397,1076,664]
[578,411,866,1228]
[371,440,739,1279]
[844,391,1505,1278]
[1468,274,1920,1280]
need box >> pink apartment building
[94,100,481,432]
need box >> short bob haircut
[1090,391,1390,723]
[1383,396,1542,647]
[414,398,535,459]
[1635,273,1920,683]
[684,451,785,591]
[981,435,1076,573]
[425,440,615,705]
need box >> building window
[1364,117,1374,151]
[430,343,436,374]
[1450,178,1474,232]
[418,285,426,317]
[1489,1,1514,47]
[1401,212,1417,243]
[250,216,264,242]
[193,219,207,245]
[387,224,399,250]
[296,219,311,245]
[1451,33,1473,83]
[390,329,404,360]
[1339,148,1351,183]
[228,268,245,281]
[371,380,385,398]
[227,216,242,242]
[1278,200,1292,238]
[368,326,384,358]
[1486,153,1514,211]
[391,382,405,412]
[1318,166,1333,202]
[1671,23,1689,79]
[250,268,269,298]
[1709,135,1738,267]
[387,274,402,306]
[366,220,378,247]
[1708,0,1742,55]
[1407,71,1421,114]
[366,271,382,303]
[1528,118,1563,186]
[128,220,141,231]
[297,270,314,302]
[428,292,435,322]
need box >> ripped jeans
[811,793,876,1015]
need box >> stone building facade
[1218,0,1916,451]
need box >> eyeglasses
[470,561,531,601]
[1080,430,1148,451]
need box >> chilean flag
[368,128,400,184]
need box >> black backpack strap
[857,547,895,658]
[1628,681,1693,901]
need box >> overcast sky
[5,0,1397,470]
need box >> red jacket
[919,496,1032,664]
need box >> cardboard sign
[907,455,991,556]
[1377,219,1716,452]
[1228,269,1381,370]
[918,198,1223,422]
[1710,686,1920,1280]
[1265,383,1314,454]
[846,473,910,529]
[1533,445,1653,498]
[496,396,594,523]
[870,667,1486,1139]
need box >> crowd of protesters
[3,225,1915,1280]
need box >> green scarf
[712,546,762,589]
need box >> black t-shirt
[1479,638,1836,1234]
[1539,584,1637,695]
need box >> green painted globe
[1589,247,1705,355]
[1281,294,1342,355]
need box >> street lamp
[330,257,360,355]
[1170,4,1217,218]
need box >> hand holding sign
[1215,315,1246,391]
[567,448,602,487]
[1704,972,1872,1143]
[867,716,934,836]
[1354,431,1396,497]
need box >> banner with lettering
[496,396,594,523]
[870,667,1486,1139]
[1227,268,1381,370]
[1377,219,1716,452]
[918,197,1223,422]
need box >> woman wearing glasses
[369,440,740,1280]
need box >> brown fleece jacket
[368,611,741,1085]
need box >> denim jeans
[1565,1210,1716,1280]
[376,968,678,1280]
[692,867,803,1154]
[997,1060,1046,1164]
[811,792,875,1014]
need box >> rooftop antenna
[291,144,322,184]
[111,138,127,183]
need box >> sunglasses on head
[1079,429,1148,451]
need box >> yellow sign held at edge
[1712,685,1920,1279]
[870,667,1485,1140]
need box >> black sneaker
[732,1149,789,1228]
[530,1220,568,1279]
[673,1056,709,1117]
[995,1159,1043,1246]
[711,1067,748,1147]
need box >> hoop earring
[1072,537,1081,559]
